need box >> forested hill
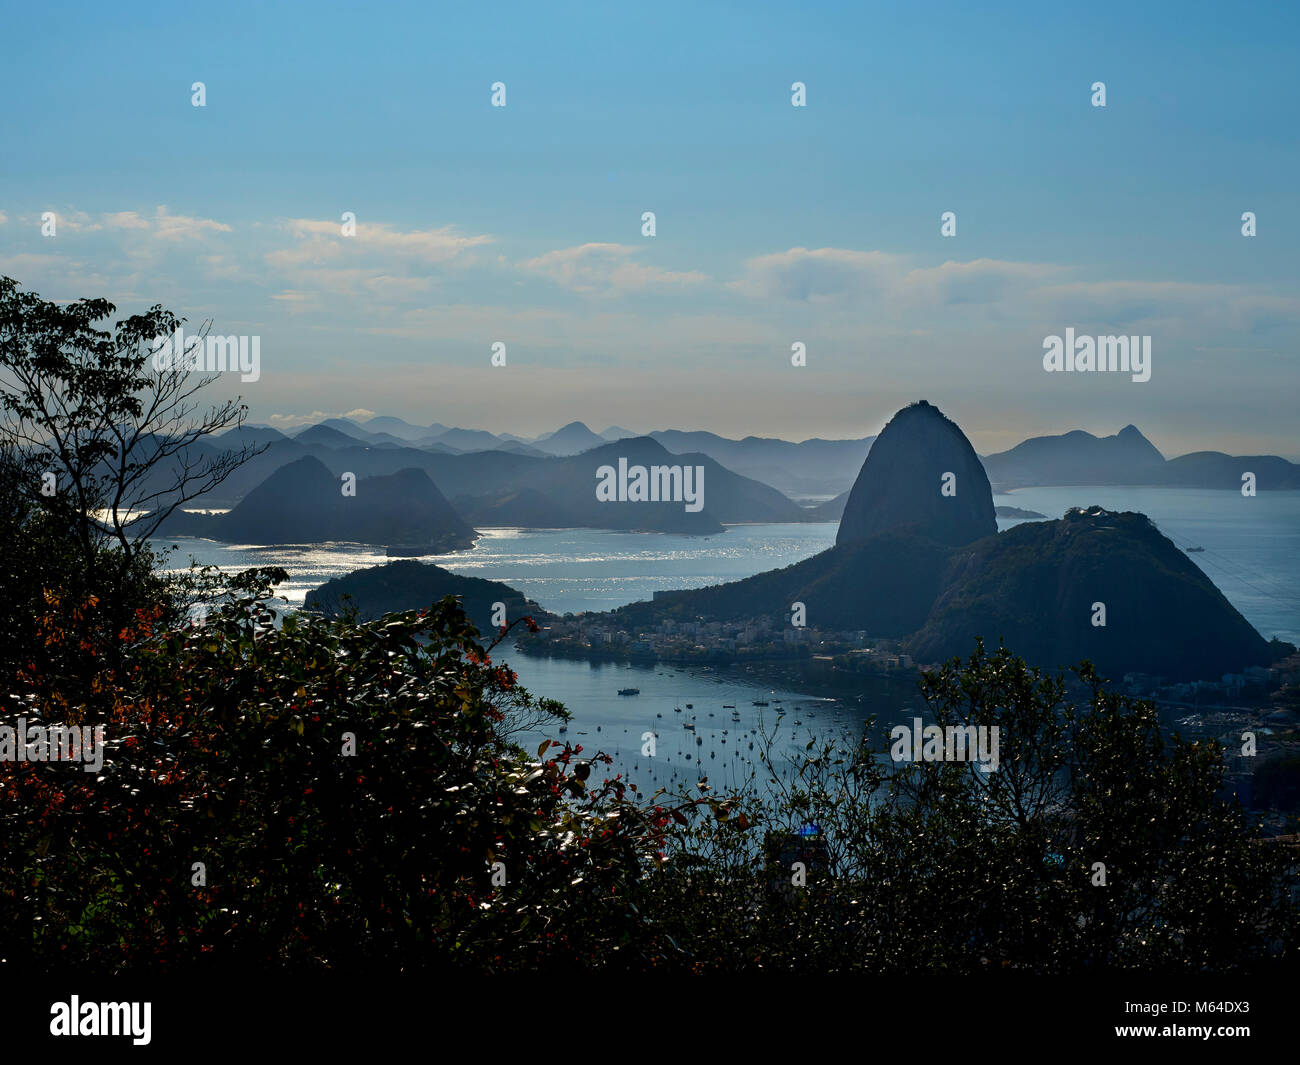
[304,559,548,636]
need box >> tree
[0,278,265,677]
[0,591,687,974]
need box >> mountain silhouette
[305,559,545,634]
[159,455,476,549]
[837,400,996,547]
[455,436,800,533]
[532,421,607,456]
[982,425,1165,488]
[649,429,873,499]
[1159,452,1300,489]
[909,506,1274,679]
[294,424,365,449]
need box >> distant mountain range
[981,425,1165,487]
[256,417,875,497]
[139,415,1299,545]
[453,436,805,533]
[981,425,1300,490]
[142,421,816,533]
[264,415,1299,494]
[149,431,807,536]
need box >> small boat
[752,700,769,707]
[685,703,693,709]
[684,722,695,731]
[617,688,640,696]
[1186,546,1205,553]
[722,704,736,709]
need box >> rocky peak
[836,400,996,547]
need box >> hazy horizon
[252,407,1300,463]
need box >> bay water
[152,487,1300,795]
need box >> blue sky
[2,0,1297,456]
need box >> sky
[1,0,1297,457]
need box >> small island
[304,559,549,637]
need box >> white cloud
[277,218,492,264]
[265,408,378,430]
[41,209,103,234]
[261,218,493,303]
[103,211,152,231]
[103,205,230,239]
[729,247,1060,308]
[152,206,232,240]
[268,289,321,315]
[520,242,710,295]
